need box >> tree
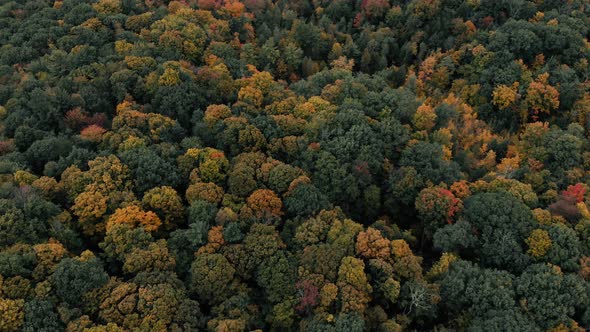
[267,163,302,194]
[22,299,62,332]
[100,224,153,263]
[0,298,24,332]
[238,125,267,152]
[562,183,586,203]
[80,125,107,143]
[415,186,462,237]
[97,278,202,331]
[391,239,423,280]
[337,257,372,313]
[177,147,229,184]
[300,244,346,282]
[71,190,108,237]
[327,218,363,257]
[105,205,162,233]
[120,148,181,193]
[25,137,73,173]
[92,0,121,14]
[237,223,286,277]
[440,260,516,320]
[399,142,461,185]
[365,256,396,294]
[86,155,131,194]
[141,186,184,228]
[0,244,37,279]
[203,104,232,128]
[32,240,69,282]
[51,255,108,306]
[526,73,560,118]
[256,251,297,304]
[515,264,588,329]
[284,181,331,218]
[245,189,283,221]
[442,192,536,272]
[485,178,539,208]
[362,0,390,19]
[31,176,62,200]
[355,227,390,260]
[413,104,437,131]
[467,309,539,332]
[96,281,139,329]
[185,182,224,205]
[398,280,439,323]
[387,166,424,208]
[546,132,583,171]
[492,82,519,110]
[189,253,235,305]
[526,229,552,258]
[123,240,176,274]
[543,224,582,272]
[227,163,258,197]
[0,200,44,248]
[294,209,344,247]
[13,170,37,186]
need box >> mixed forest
[1,0,590,331]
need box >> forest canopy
[1,0,590,331]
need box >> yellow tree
[177,148,229,183]
[526,73,560,119]
[237,85,264,109]
[92,0,122,14]
[142,186,184,228]
[337,257,372,313]
[33,240,68,281]
[72,191,108,236]
[391,239,423,280]
[0,299,24,332]
[32,176,62,200]
[413,103,437,131]
[106,205,162,233]
[204,104,232,127]
[86,155,131,194]
[492,82,519,110]
[158,65,182,86]
[526,229,552,258]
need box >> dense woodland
[1,0,590,331]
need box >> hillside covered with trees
[1,0,590,330]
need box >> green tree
[51,255,108,306]
[440,260,516,318]
[436,192,535,272]
[399,142,461,185]
[515,264,588,329]
[22,299,62,332]
[256,251,297,303]
[120,148,182,193]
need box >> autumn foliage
[106,205,162,233]
[1,0,590,331]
